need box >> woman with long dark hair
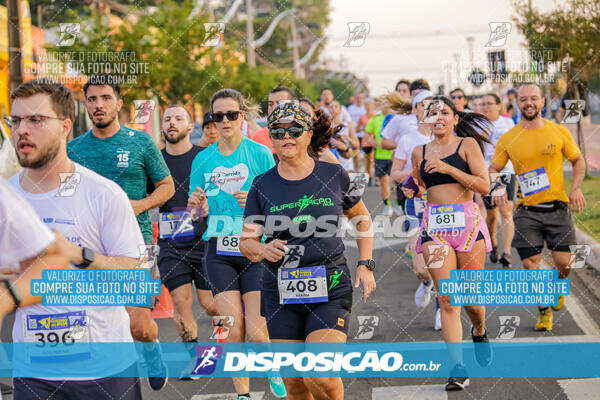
[407,95,493,391]
[241,102,375,399]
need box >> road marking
[540,263,600,336]
[564,293,600,336]
[557,378,600,399]
[191,392,264,400]
[372,384,446,400]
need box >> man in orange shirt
[250,87,297,156]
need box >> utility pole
[7,0,23,92]
[289,14,303,78]
[246,0,256,67]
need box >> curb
[576,228,600,274]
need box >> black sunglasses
[211,111,241,122]
[451,95,464,100]
[269,125,307,140]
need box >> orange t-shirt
[250,127,275,154]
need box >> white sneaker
[414,281,433,308]
[381,205,392,216]
[393,205,404,216]
[434,308,442,331]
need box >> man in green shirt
[67,74,174,391]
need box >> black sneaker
[445,364,469,391]
[0,382,13,395]
[489,246,498,263]
[472,326,492,367]
[499,253,512,268]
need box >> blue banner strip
[1,342,600,378]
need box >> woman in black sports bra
[407,95,493,390]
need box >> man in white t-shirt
[481,93,516,268]
[0,178,70,400]
[7,79,145,399]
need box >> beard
[521,107,540,121]
[163,129,187,144]
[17,137,61,169]
[92,114,117,129]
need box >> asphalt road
[2,184,600,400]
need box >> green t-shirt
[67,126,170,242]
[365,113,393,160]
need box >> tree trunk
[572,82,590,178]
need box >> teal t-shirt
[189,137,275,240]
[67,127,170,242]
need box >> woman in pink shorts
[407,95,492,391]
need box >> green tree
[513,0,600,177]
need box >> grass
[566,176,600,240]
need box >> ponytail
[380,92,412,115]
[308,108,343,158]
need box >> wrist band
[3,279,22,309]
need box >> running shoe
[143,339,168,390]
[268,376,287,398]
[499,252,511,268]
[551,295,565,311]
[434,307,442,331]
[237,396,251,400]
[381,205,392,216]
[415,280,433,308]
[445,364,469,391]
[489,246,498,263]
[179,354,200,381]
[471,326,492,367]
[535,308,553,331]
[393,205,404,216]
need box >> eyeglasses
[269,125,308,140]
[451,95,464,100]
[211,111,241,122]
[3,115,65,129]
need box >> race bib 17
[159,211,195,240]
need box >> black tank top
[420,139,471,189]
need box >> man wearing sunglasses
[67,74,174,391]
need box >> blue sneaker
[268,376,287,398]
[143,340,168,390]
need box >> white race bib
[24,311,90,363]
[517,167,550,197]
[278,265,328,304]
[159,211,194,240]
[216,235,242,256]
[428,204,466,233]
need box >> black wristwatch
[357,259,376,271]
[75,247,95,269]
